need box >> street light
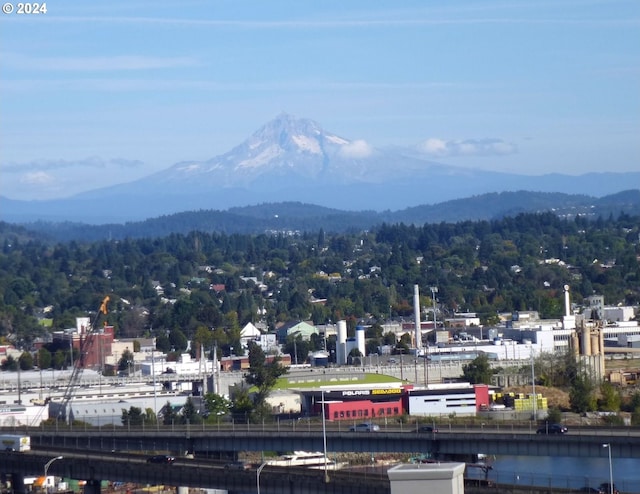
[43,456,63,493]
[430,287,438,330]
[256,460,270,494]
[321,390,330,483]
[603,443,614,494]
[530,347,537,420]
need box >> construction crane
[55,296,110,423]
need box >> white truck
[0,434,31,452]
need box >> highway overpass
[12,423,640,460]
[1,449,389,494]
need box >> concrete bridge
[1,449,389,494]
[19,423,640,460]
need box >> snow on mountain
[4,112,637,224]
[145,113,413,187]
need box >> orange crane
[56,296,110,423]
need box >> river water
[466,456,640,492]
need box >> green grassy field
[273,373,402,390]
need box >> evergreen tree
[162,400,178,425]
[180,396,202,424]
[569,373,596,413]
[18,351,33,370]
[121,406,145,426]
[37,347,52,369]
[118,349,135,374]
[598,382,621,412]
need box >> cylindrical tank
[356,326,366,357]
[337,320,347,365]
[600,326,605,352]
[581,327,591,356]
[591,334,599,356]
[571,332,580,357]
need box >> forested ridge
[0,212,639,357]
[11,189,640,242]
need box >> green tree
[203,393,232,420]
[162,400,178,425]
[180,396,202,424]
[0,355,18,371]
[569,374,596,413]
[53,350,66,370]
[193,325,214,355]
[462,354,494,384]
[155,333,171,353]
[546,407,563,424]
[348,348,363,366]
[224,311,244,357]
[284,334,311,365]
[37,347,52,369]
[121,406,145,426]
[19,351,34,370]
[244,341,288,419]
[230,388,254,423]
[118,349,135,374]
[144,407,157,425]
[598,382,621,412]
[169,328,188,352]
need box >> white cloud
[20,171,55,185]
[3,157,144,173]
[338,139,373,159]
[420,138,448,155]
[417,138,517,158]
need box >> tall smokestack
[414,284,421,354]
[563,284,576,330]
[337,320,347,365]
[564,284,571,317]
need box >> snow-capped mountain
[2,113,639,224]
[144,112,437,188]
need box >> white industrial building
[407,383,486,417]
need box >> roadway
[12,423,640,460]
[1,448,389,494]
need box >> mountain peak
[247,113,326,154]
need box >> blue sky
[1,0,638,200]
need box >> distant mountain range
[8,190,640,243]
[2,113,640,225]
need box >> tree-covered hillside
[0,212,638,355]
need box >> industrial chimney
[414,284,421,355]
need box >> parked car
[598,483,619,494]
[349,422,380,432]
[146,454,176,464]
[418,425,438,433]
[536,423,568,434]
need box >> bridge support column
[83,479,102,494]
[9,473,27,494]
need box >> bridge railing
[2,419,640,435]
